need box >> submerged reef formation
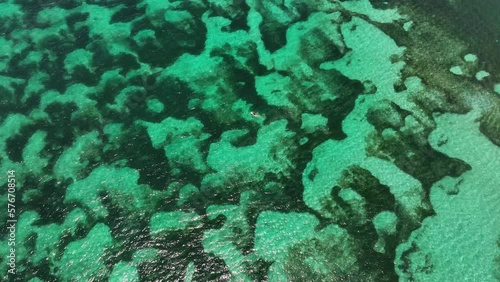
[0,0,499,281]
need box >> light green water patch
[132,248,159,264]
[464,53,478,63]
[321,16,405,93]
[37,83,99,122]
[301,94,371,218]
[64,49,94,77]
[373,211,398,253]
[253,12,344,115]
[0,2,22,33]
[32,208,88,264]
[150,211,202,237]
[362,157,426,224]
[257,211,320,282]
[254,211,320,262]
[475,70,490,81]
[163,52,222,99]
[102,123,124,153]
[304,41,433,221]
[301,113,328,134]
[0,75,25,104]
[176,184,199,207]
[396,109,500,281]
[0,114,31,156]
[53,131,102,181]
[30,6,71,52]
[78,3,133,45]
[23,72,49,103]
[272,11,344,70]
[65,165,163,218]
[340,0,402,23]
[162,15,261,124]
[109,262,139,282]
[303,90,426,223]
[203,120,295,192]
[449,65,464,76]
[0,34,13,70]
[56,223,113,281]
[146,98,164,113]
[203,191,257,281]
[255,72,296,110]
[494,83,500,95]
[140,117,211,173]
[0,211,38,274]
[254,211,358,281]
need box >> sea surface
[0,0,499,281]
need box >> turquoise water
[0,0,499,281]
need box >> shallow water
[0,0,499,281]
